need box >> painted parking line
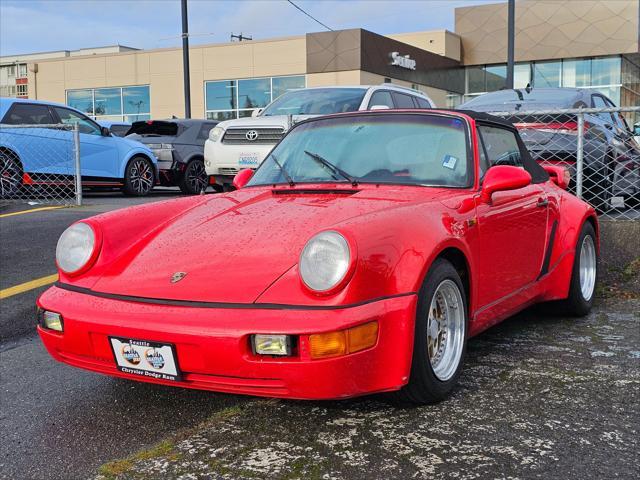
[0,206,66,219]
[0,274,58,300]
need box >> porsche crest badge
[170,272,187,283]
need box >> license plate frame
[109,336,181,382]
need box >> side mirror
[100,126,111,136]
[251,108,263,118]
[542,164,570,190]
[232,168,254,189]
[481,165,531,203]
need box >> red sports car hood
[91,186,448,303]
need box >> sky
[0,0,500,56]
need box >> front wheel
[179,159,208,195]
[0,150,23,198]
[123,156,154,196]
[556,221,598,316]
[395,258,468,405]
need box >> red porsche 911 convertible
[37,110,599,404]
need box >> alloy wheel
[426,279,465,381]
[129,159,154,195]
[579,234,596,301]
[186,161,208,193]
[0,154,22,197]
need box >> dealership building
[1,0,638,122]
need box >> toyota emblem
[245,130,259,141]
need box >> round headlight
[209,126,224,142]
[299,231,351,292]
[56,222,96,274]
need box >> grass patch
[96,403,250,479]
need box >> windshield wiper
[270,154,295,187]
[304,150,358,187]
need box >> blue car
[0,98,157,197]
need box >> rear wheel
[0,150,23,198]
[556,222,598,316]
[394,259,467,405]
[123,156,154,196]
[179,159,208,195]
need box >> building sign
[390,52,416,70]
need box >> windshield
[261,88,367,116]
[248,114,471,188]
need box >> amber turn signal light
[309,321,378,359]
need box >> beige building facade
[2,0,638,121]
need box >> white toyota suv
[204,84,435,187]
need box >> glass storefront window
[123,86,150,116]
[513,63,531,88]
[205,75,306,119]
[67,89,94,115]
[238,78,271,109]
[94,88,122,116]
[272,75,305,100]
[591,56,621,86]
[466,67,485,93]
[485,64,507,91]
[533,61,561,87]
[562,59,591,87]
[66,86,150,121]
[205,80,237,111]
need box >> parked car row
[0,98,218,198]
[2,86,637,206]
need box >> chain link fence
[491,106,640,220]
[0,123,81,205]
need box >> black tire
[555,221,598,317]
[122,156,154,196]
[0,149,23,198]
[179,159,208,195]
[393,258,468,405]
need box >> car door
[1,102,70,178]
[52,107,119,180]
[474,124,549,314]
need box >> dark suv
[458,88,639,210]
[127,119,218,194]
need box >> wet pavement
[90,298,639,480]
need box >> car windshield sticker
[443,155,458,170]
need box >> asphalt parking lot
[1,192,639,480]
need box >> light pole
[181,0,191,118]
[506,0,515,89]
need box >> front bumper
[37,286,416,400]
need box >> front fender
[118,147,158,178]
[255,202,475,308]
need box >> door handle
[536,197,549,208]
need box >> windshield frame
[246,111,475,190]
